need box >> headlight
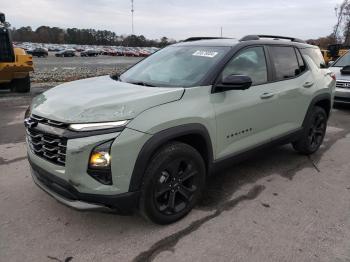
[87,140,114,185]
[69,120,129,132]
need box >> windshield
[120,45,230,87]
[332,51,350,67]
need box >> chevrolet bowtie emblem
[24,118,38,129]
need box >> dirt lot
[1,65,350,261]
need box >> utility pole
[131,0,134,35]
[220,26,223,37]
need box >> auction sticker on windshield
[192,50,218,58]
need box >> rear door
[265,45,314,130]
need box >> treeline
[307,1,350,48]
[9,26,174,47]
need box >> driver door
[212,46,283,160]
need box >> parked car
[55,49,76,57]
[123,47,140,57]
[80,49,99,57]
[28,48,48,58]
[328,50,350,104]
[24,35,335,224]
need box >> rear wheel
[11,75,31,93]
[292,106,327,155]
[139,142,206,224]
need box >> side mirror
[328,61,334,66]
[214,74,252,93]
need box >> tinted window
[295,48,307,74]
[300,48,326,68]
[270,46,301,80]
[222,46,267,85]
[0,28,14,62]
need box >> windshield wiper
[129,81,156,87]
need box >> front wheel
[139,142,206,224]
[292,106,327,155]
[11,75,31,93]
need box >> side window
[222,46,268,85]
[300,48,326,69]
[270,46,300,80]
[0,29,14,62]
[295,48,307,74]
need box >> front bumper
[335,88,350,104]
[30,159,140,214]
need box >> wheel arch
[302,93,332,127]
[129,123,214,192]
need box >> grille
[26,127,67,166]
[336,81,350,89]
[31,114,68,128]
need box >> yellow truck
[324,44,349,65]
[0,12,33,92]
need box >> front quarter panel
[127,85,217,156]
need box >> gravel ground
[1,83,350,261]
[31,53,142,83]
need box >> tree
[10,25,174,47]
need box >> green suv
[25,35,335,224]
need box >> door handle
[260,92,275,99]
[324,72,332,76]
[303,81,314,88]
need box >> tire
[139,142,206,224]
[11,75,31,93]
[292,106,327,155]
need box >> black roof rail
[183,37,232,42]
[240,35,305,43]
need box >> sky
[1,0,345,40]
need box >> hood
[329,66,350,81]
[31,76,184,123]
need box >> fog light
[89,151,111,168]
[87,140,114,185]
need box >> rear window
[269,46,301,80]
[300,48,326,69]
[0,28,14,62]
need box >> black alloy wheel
[292,106,328,155]
[140,142,205,224]
[154,158,198,215]
[307,112,327,151]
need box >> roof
[175,38,239,47]
[174,36,314,49]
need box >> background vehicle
[123,47,140,56]
[0,12,33,92]
[25,35,335,224]
[55,49,76,57]
[27,47,48,58]
[80,49,99,57]
[329,50,350,104]
[326,44,349,64]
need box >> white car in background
[329,51,350,104]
